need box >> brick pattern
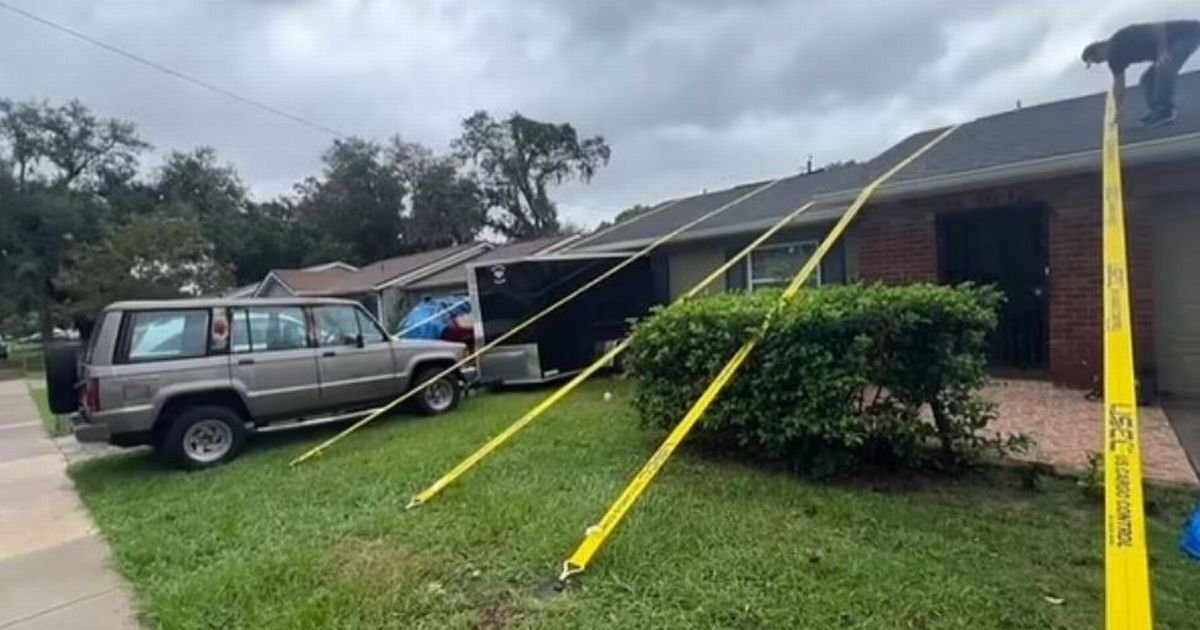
[854,169,1168,390]
[855,207,938,283]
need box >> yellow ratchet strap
[559,123,960,581]
[1100,89,1153,630]
[406,200,816,509]
[289,180,784,466]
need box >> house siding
[853,166,1182,390]
[258,277,294,298]
[667,246,725,298]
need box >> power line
[0,0,348,139]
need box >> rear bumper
[72,408,152,446]
[73,418,111,443]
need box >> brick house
[569,71,1200,397]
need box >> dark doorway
[938,204,1048,370]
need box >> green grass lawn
[72,380,1199,629]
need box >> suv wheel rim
[422,379,454,411]
[183,419,233,463]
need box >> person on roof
[1082,20,1200,127]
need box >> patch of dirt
[477,598,517,630]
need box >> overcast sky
[1,0,1196,227]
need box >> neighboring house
[255,245,488,328]
[223,262,358,298]
[570,70,1200,396]
[401,236,579,303]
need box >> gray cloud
[1,0,1196,227]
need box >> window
[231,307,309,353]
[748,241,820,290]
[355,309,387,344]
[84,311,120,363]
[125,310,210,362]
[314,305,362,347]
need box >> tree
[295,138,408,265]
[0,99,147,337]
[0,99,146,193]
[58,212,232,321]
[452,111,610,240]
[154,148,260,283]
[386,136,486,249]
[235,199,314,281]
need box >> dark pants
[1140,35,1200,114]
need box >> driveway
[0,378,138,629]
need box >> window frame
[312,304,366,349]
[115,308,213,365]
[354,307,389,345]
[746,240,822,290]
[230,305,313,354]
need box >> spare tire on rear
[45,343,81,415]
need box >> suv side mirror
[355,333,365,348]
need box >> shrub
[628,283,1025,474]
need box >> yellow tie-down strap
[1100,90,1153,630]
[559,124,960,581]
[289,178,787,466]
[407,199,820,509]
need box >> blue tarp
[1183,502,1200,561]
[397,296,470,340]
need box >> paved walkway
[986,380,1199,487]
[0,379,139,629]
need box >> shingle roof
[268,244,482,296]
[274,267,357,294]
[577,69,1200,250]
[405,236,575,290]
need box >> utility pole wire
[0,0,349,139]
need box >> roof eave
[576,131,1200,253]
[813,129,1200,208]
[371,244,491,291]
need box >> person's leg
[1154,36,1200,114]
[1140,65,1158,111]
[1139,66,1161,124]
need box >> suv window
[356,309,387,344]
[125,310,210,362]
[84,311,120,363]
[231,307,309,353]
[314,305,361,347]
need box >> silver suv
[51,297,472,469]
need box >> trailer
[468,251,668,385]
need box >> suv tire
[410,367,461,415]
[161,405,247,470]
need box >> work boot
[1141,107,1178,128]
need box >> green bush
[628,283,1027,474]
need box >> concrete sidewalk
[0,379,139,629]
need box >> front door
[939,204,1048,370]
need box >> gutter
[577,131,1200,253]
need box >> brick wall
[854,170,1165,390]
[856,207,938,282]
